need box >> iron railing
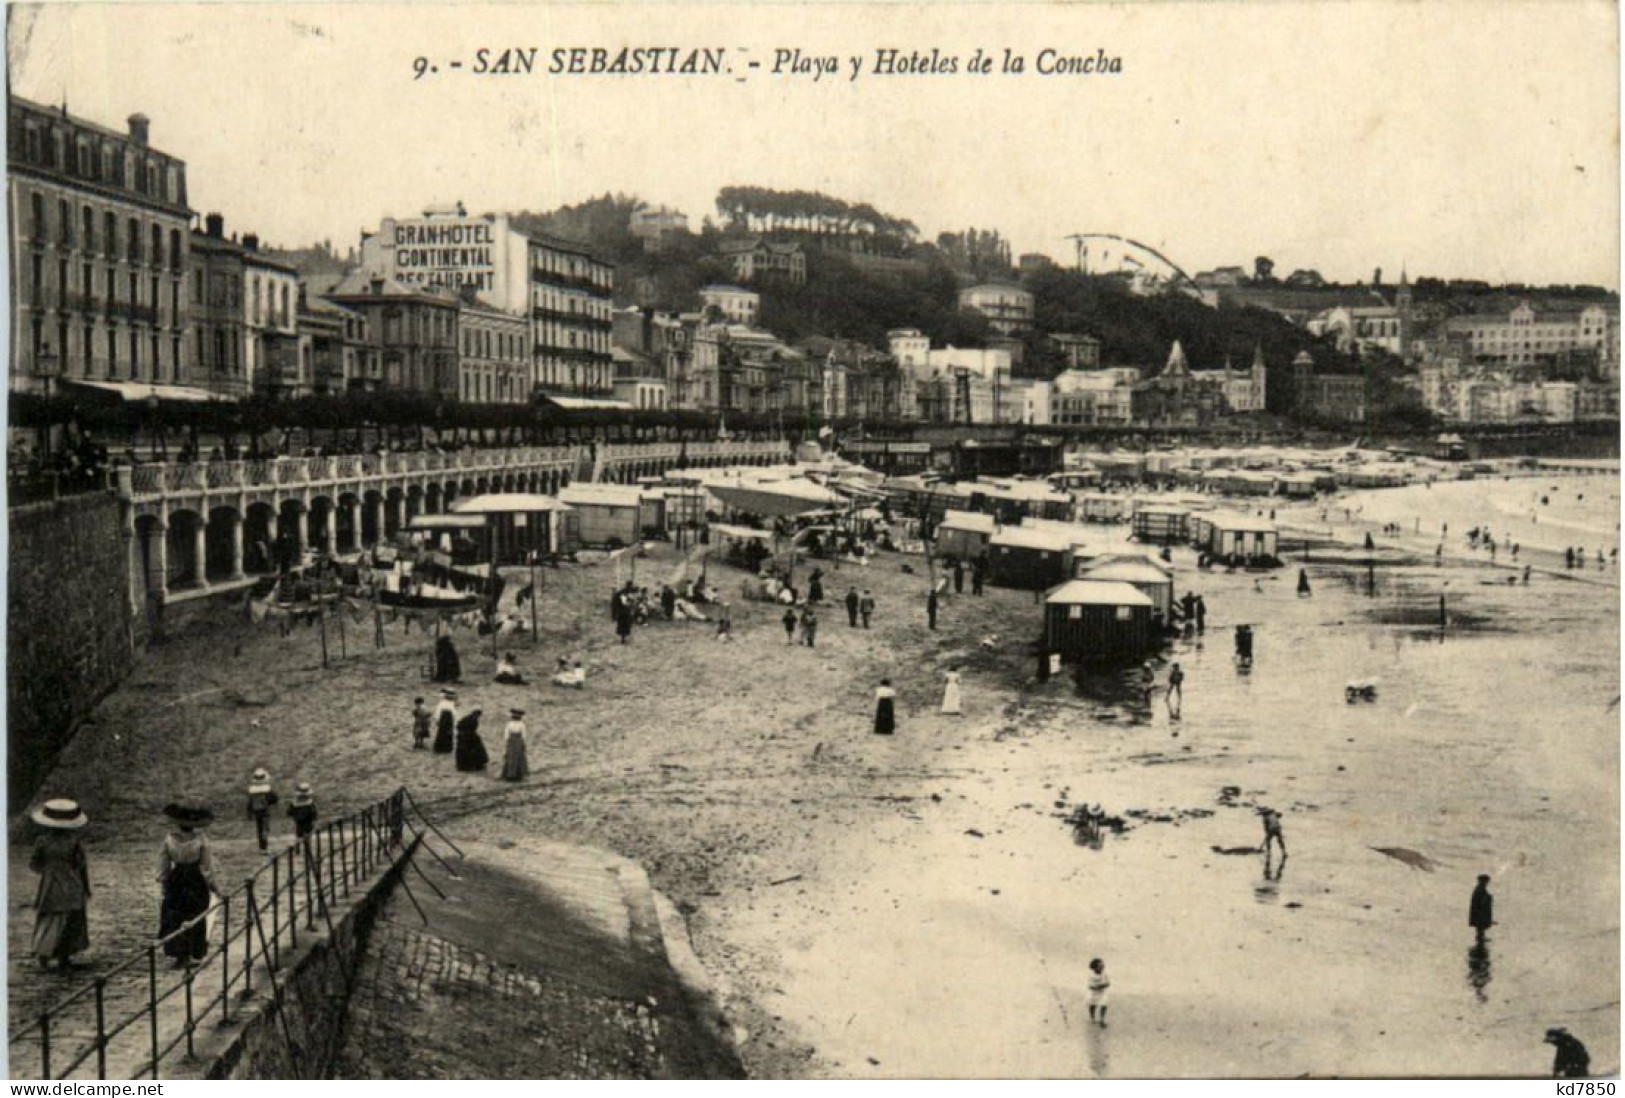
[8,789,410,1081]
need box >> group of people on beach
[416,687,530,782]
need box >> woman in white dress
[941,668,963,715]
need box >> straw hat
[251,767,270,782]
[163,803,214,828]
[509,707,525,717]
[31,798,88,830]
[291,783,314,806]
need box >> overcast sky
[9,1,1619,287]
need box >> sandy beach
[10,474,1618,1079]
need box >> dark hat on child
[163,803,214,828]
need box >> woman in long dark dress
[157,805,218,968]
[873,678,897,736]
[29,799,91,970]
[432,689,457,754]
[455,708,490,772]
[434,636,462,682]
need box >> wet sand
[717,476,1619,1078]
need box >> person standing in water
[1469,874,1494,943]
[1166,662,1184,715]
[1261,808,1287,860]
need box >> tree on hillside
[936,229,1014,281]
[757,251,985,347]
[714,187,918,254]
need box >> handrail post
[286,845,298,951]
[183,963,196,1059]
[40,1010,51,1079]
[303,836,316,929]
[326,823,337,906]
[241,879,256,1000]
[270,855,281,969]
[147,944,161,1079]
[340,820,352,897]
[94,977,108,1077]
[219,894,233,1024]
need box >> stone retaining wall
[7,492,135,804]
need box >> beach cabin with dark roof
[936,509,997,562]
[988,527,1076,590]
[448,494,576,562]
[1043,580,1155,663]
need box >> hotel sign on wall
[387,219,499,293]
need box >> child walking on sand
[1088,957,1111,1026]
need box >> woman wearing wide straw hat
[28,799,91,971]
[157,804,220,968]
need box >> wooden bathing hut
[1043,580,1155,664]
[447,494,576,563]
[935,509,997,562]
[988,527,1077,590]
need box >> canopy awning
[63,379,234,403]
[709,479,843,517]
[709,523,775,543]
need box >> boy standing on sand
[1087,958,1111,1026]
[411,697,431,750]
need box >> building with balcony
[242,236,300,395]
[699,284,760,325]
[186,215,247,396]
[8,95,191,394]
[1051,368,1139,426]
[628,203,689,252]
[358,204,613,398]
[457,291,530,404]
[718,236,807,285]
[1442,301,1619,375]
[530,233,615,396]
[957,283,1034,335]
[324,272,460,398]
[296,293,362,397]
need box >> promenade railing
[8,788,412,1081]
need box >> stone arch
[460,477,476,497]
[244,502,277,574]
[405,484,424,522]
[337,492,361,553]
[442,480,459,509]
[307,495,336,554]
[166,508,207,590]
[205,505,242,582]
[277,498,307,570]
[361,490,384,547]
[474,476,491,495]
[425,482,443,515]
[384,487,405,537]
[133,513,167,604]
